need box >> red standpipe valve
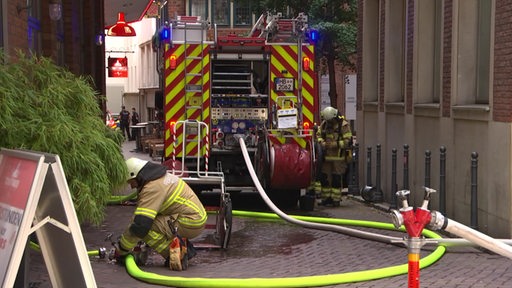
[391,188,436,237]
[390,187,437,288]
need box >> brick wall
[442,0,453,118]
[493,0,512,122]
[356,0,364,111]
[406,0,414,114]
[168,1,185,18]
[379,1,385,112]
[6,0,106,111]
[6,0,30,56]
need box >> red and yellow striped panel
[164,43,211,158]
[270,44,316,148]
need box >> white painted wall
[104,17,157,121]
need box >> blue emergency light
[159,26,171,42]
[309,29,319,43]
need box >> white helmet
[125,157,148,181]
[321,107,338,121]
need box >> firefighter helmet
[321,107,338,121]
[126,157,148,181]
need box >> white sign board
[0,149,96,288]
[277,108,298,129]
[344,74,357,120]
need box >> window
[416,0,442,104]
[190,0,208,21]
[386,0,405,103]
[213,0,229,25]
[234,2,251,26]
[28,3,42,55]
[456,0,491,105]
[362,0,379,103]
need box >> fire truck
[160,12,320,207]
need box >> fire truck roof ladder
[181,17,206,120]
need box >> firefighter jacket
[316,117,353,162]
[120,162,207,251]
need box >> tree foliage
[0,51,127,225]
[245,0,357,108]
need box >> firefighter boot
[169,237,182,271]
[331,187,342,207]
[320,187,334,206]
[330,174,343,206]
[312,181,322,199]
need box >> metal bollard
[471,152,478,229]
[390,148,398,209]
[376,144,382,198]
[361,146,381,202]
[403,144,409,190]
[367,146,372,187]
[439,146,446,215]
[424,150,431,189]
[348,143,360,195]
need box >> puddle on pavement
[192,218,317,264]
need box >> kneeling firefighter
[312,107,353,206]
[114,157,207,270]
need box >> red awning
[104,0,153,28]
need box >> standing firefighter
[313,107,353,206]
[114,157,207,270]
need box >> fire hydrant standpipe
[391,186,512,288]
[392,188,435,288]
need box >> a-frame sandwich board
[0,148,96,287]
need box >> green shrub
[0,51,127,225]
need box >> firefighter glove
[113,242,130,265]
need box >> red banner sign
[108,57,128,78]
[0,154,38,282]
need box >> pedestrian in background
[119,105,131,140]
[130,107,140,141]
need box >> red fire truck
[161,12,320,207]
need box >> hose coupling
[98,247,107,259]
[428,210,448,230]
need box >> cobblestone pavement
[26,140,512,287]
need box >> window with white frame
[189,0,253,27]
[190,0,208,20]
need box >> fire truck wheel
[218,195,232,249]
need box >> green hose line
[107,190,138,204]
[105,184,446,286]
[123,210,446,287]
[30,240,100,257]
[25,193,444,286]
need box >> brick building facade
[2,0,106,111]
[358,0,512,237]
